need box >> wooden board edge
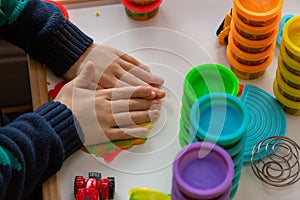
[27,56,61,200]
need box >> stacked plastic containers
[179,64,239,147]
[227,0,283,80]
[273,15,300,115]
[189,93,249,199]
[172,142,234,200]
[121,0,162,21]
[179,64,248,199]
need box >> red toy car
[74,172,115,200]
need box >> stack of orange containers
[227,0,283,80]
[273,15,300,116]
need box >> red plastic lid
[122,0,162,13]
[44,0,69,19]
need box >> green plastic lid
[183,63,239,105]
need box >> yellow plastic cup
[280,40,300,76]
[282,15,300,62]
[230,20,278,53]
[275,68,300,102]
[233,0,283,26]
[278,54,300,89]
[228,31,276,66]
[232,6,281,40]
[273,80,300,116]
[226,45,273,80]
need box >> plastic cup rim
[184,64,239,102]
[173,141,234,198]
[190,92,249,146]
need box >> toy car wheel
[108,177,115,199]
[88,172,102,181]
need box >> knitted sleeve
[0,0,93,77]
[0,102,84,200]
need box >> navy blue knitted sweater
[0,0,93,199]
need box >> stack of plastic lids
[179,64,239,147]
[189,93,249,199]
[121,0,162,21]
[273,15,300,115]
[227,0,283,80]
[240,84,286,162]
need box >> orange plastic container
[280,41,300,76]
[230,20,278,53]
[227,45,273,80]
[233,0,283,26]
[275,68,300,102]
[282,15,300,62]
[232,7,281,40]
[228,32,276,66]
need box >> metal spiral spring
[250,136,300,187]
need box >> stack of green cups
[179,63,239,147]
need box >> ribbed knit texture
[0,102,84,200]
[35,102,84,160]
[0,0,93,76]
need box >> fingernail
[152,100,161,105]
[156,89,165,96]
[150,110,160,119]
[151,104,161,111]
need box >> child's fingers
[111,99,161,113]
[112,109,160,127]
[106,126,149,140]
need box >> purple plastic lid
[173,142,234,199]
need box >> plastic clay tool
[240,84,286,162]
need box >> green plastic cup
[183,64,239,107]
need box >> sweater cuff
[35,102,84,159]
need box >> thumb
[74,61,96,88]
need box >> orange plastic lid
[122,0,162,13]
[228,32,276,61]
[233,0,283,21]
[230,20,278,48]
[227,45,273,73]
[282,15,300,58]
[232,7,281,35]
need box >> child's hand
[64,44,165,99]
[55,61,162,145]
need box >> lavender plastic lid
[173,142,234,199]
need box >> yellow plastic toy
[128,188,171,200]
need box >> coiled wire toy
[251,136,300,187]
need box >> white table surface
[56,0,300,199]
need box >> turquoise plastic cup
[190,92,249,148]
